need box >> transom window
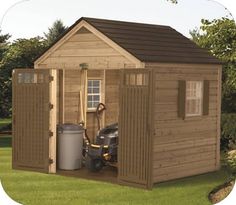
[18,73,44,84]
[186,81,203,116]
[87,79,101,110]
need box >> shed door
[118,69,153,189]
[12,69,55,173]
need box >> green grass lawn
[0,135,230,205]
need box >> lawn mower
[82,103,118,172]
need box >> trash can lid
[57,123,84,131]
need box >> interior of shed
[55,68,120,183]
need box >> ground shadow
[0,136,12,147]
[153,168,231,190]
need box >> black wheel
[85,156,104,172]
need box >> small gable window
[87,79,101,110]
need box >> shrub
[0,123,12,132]
[226,150,236,176]
[221,113,236,150]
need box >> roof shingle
[36,17,221,65]
[84,17,221,64]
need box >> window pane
[93,95,100,101]
[192,100,197,113]
[93,88,99,93]
[24,73,31,83]
[88,88,92,93]
[143,74,148,85]
[93,101,99,108]
[130,74,135,85]
[88,95,92,101]
[18,73,23,83]
[136,74,143,85]
[186,81,203,116]
[38,74,44,83]
[93,80,99,87]
[88,80,92,87]
[125,74,130,85]
[87,101,92,108]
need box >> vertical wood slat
[49,69,57,173]
[12,70,16,168]
[147,69,154,189]
[216,67,222,169]
[118,69,124,177]
[12,69,54,173]
[118,69,153,189]
[59,70,65,123]
[178,80,186,119]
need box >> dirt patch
[209,180,234,204]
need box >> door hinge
[49,103,54,110]
[49,131,53,137]
[49,158,54,164]
[48,75,54,82]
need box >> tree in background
[0,31,10,60]
[0,19,67,118]
[0,37,47,117]
[0,31,11,118]
[167,0,178,3]
[44,19,67,46]
[190,18,236,113]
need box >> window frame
[87,79,102,111]
[185,80,204,117]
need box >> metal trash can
[58,123,84,170]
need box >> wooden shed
[12,17,222,189]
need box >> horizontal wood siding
[35,28,135,69]
[146,63,221,183]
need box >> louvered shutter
[178,80,186,119]
[203,80,210,115]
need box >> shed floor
[57,166,118,184]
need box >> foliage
[0,19,67,118]
[0,19,67,117]
[44,19,67,46]
[221,113,236,150]
[0,136,11,147]
[0,118,11,131]
[226,150,236,175]
[0,37,47,117]
[167,0,178,3]
[221,62,236,113]
[190,18,236,113]
[190,18,236,61]
[0,123,12,133]
[0,31,10,60]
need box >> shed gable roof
[35,17,221,65]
